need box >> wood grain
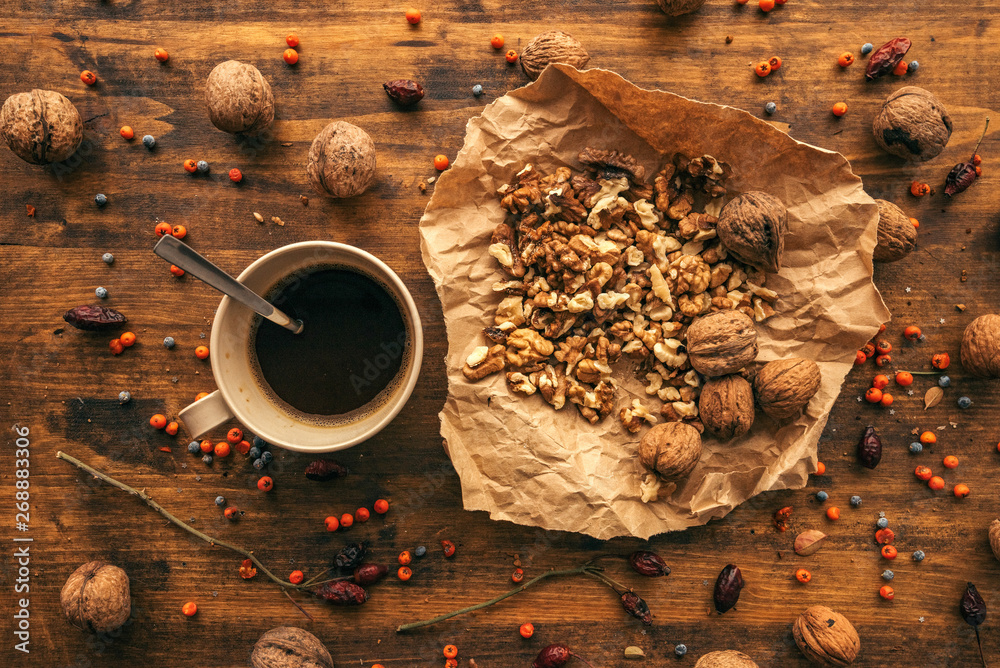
[1,1,999,666]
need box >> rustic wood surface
[1,1,999,666]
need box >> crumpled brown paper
[419,65,890,540]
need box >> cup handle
[179,391,233,438]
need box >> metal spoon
[154,235,304,334]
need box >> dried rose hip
[312,580,369,605]
[620,591,653,625]
[353,563,388,586]
[304,459,349,481]
[63,305,127,331]
[333,542,368,570]
[857,425,882,469]
[383,79,425,106]
[865,37,911,80]
[532,643,595,668]
[628,550,671,577]
[713,564,744,614]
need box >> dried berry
[945,117,990,197]
[532,643,595,668]
[63,305,127,331]
[353,563,389,586]
[628,550,671,577]
[714,564,744,614]
[304,459,349,481]
[961,582,988,666]
[857,425,882,469]
[865,37,911,80]
[621,591,653,625]
[312,580,369,605]
[383,79,425,106]
[773,506,793,532]
[334,542,368,570]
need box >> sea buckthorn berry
[171,225,187,239]
[491,33,504,49]
[920,431,937,445]
[80,70,97,85]
[928,476,945,491]
[875,528,895,545]
[165,421,179,436]
[170,265,185,277]
[881,545,897,559]
[155,222,173,237]
[442,539,456,557]
[872,374,889,390]
[795,568,811,583]
[195,345,210,359]
[879,585,895,600]
[826,507,840,520]
[754,61,771,77]
[904,325,922,340]
[120,331,137,347]
[229,168,243,183]
[150,414,167,429]
[855,350,867,365]
[356,507,370,522]
[236,440,251,455]
[154,48,169,62]
[224,506,239,520]
[768,56,782,71]
[915,465,932,481]
[910,181,931,196]
[226,427,243,443]
[878,323,887,334]
[974,154,983,166]
[214,441,231,457]
[289,570,304,584]
[511,567,524,583]
[182,601,197,616]
[200,440,213,453]
[895,371,913,386]
[120,126,134,140]
[257,476,274,492]
[283,49,299,65]
[520,622,534,638]
[976,165,983,177]
[505,49,518,63]
[875,340,892,354]
[892,59,908,75]
[286,34,299,47]
[943,455,959,469]
[405,8,421,24]
[434,154,449,170]
[815,461,826,475]
[399,551,412,566]
[340,513,354,529]
[184,159,197,173]
[446,660,458,668]
[838,52,855,67]
[832,102,848,116]
[443,645,458,659]
[862,342,876,358]
[324,516,339,531]
[865,387,883,404]
[109,338,125,355]
[759,0,775,11]
[875,354,891,366]
[879,393,893,407]
[931,353,950,369]
[954,483,970,498]
[910,217,919,228]
[374,499,390,514]
[398,566,412,580]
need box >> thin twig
[283,589,314,621]
[975,627,987,668]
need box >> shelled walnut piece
[466,149,781,431]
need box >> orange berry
[826,507,840,520]
[832,102,848,116]
[446,660,458,668]
[214,441,231,457]
[875,340,892,354]
[109,338,125,355]
[229,168,243,183]
[737,0,749,4]
[165,421,179,436]
[879,323,887,334]
[875,528,895,545]
[895,371,913,386]
[374,499,390,514]
[356,507,370,522]
[224,506,239,520]
[80,70,97,86]
[879,393,893,407]
[759,0,775,11]
[491,33,504,49]
[881,544,897,559]
[170,265,185,277]
[171,224,187,239]
[195,392,210,401]
[915,465,933,481]
[974,154,983,166]
[286,34,300,47]
[283,49,299,65]
[200,440,213,453]
[257,476,274,492]
[855,350,867,365]
[875,354,892,367]
[910,217,920,228]
[155,222,173,237]
[434,154,449,170]
[443,645,458,659]
[837,52,855,67]
[754,61,771,77]
[928,476,945,491]
[768,56,782,71]
[815,461,826,475]
[910,181,930,197]
[184,159,197,173]
[398,566,412,580]
[195,345,210,360]
[120,331,137,347]
[976,165,983,177]
[931,352,950,370]
[892,60,908,75]
[405,8,421,24]
[181,601,197,616]
[120,126,134,140]
[920,431,937,445]
[904,326,923,341]
[324,516,340,531]
[879,585,895,600]
[795,568,811,583]
[340,513,354,529]
[227,427,243,443]
[289,570,304,584]
[872,374,890,390]
[155,48,169,62]
[862,342,876,358]
[864,387,883,404]
[954,483,970,498]
[505,49,518,64]
[943,455,959,469]
[399,551,412,566]
[236,440,251,455]
[520,622,535,638]
[150,414,167,429]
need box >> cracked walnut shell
[699,375,755,440]
[205,60,274,135]
[792,605,860,666]
[694,651,760,668]
[873,87,951,162]
[307,121,377,198]
[1,89,83,164]
[60,561,131,633]
[638,421,703,482]
[872,199,917,262]
[250,626,335,668]
[754,358,821,420]
[520,31,591,81]
[686,310,759,377]
[717,192,787,274]
[961,314,1000,378]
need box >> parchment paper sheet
[419,65,891,540]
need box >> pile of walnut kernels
[462,148,779,433]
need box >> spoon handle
[153,235,304,334]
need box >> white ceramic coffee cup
[178,241,423,453]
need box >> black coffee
[252,267,408,416]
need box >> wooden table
[1,2,997,666]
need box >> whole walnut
[307,121,377,198]
[205,60,274,135]
[638,422,703,481]
[520,31,591,81]
[872,199,917,262]
[792,605,861,666]
[1,89,83,164]
[716,192,787,273]
[961,314,1000,378]
[250,626,334,668]
[754,358,821,420]
[699,375,755,440]
[872,87,952,162]
[694,650,760,668]
[60,561,131,633]
[989,519,1000,562]
[686,310,759,377]
[655,0,708,16]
